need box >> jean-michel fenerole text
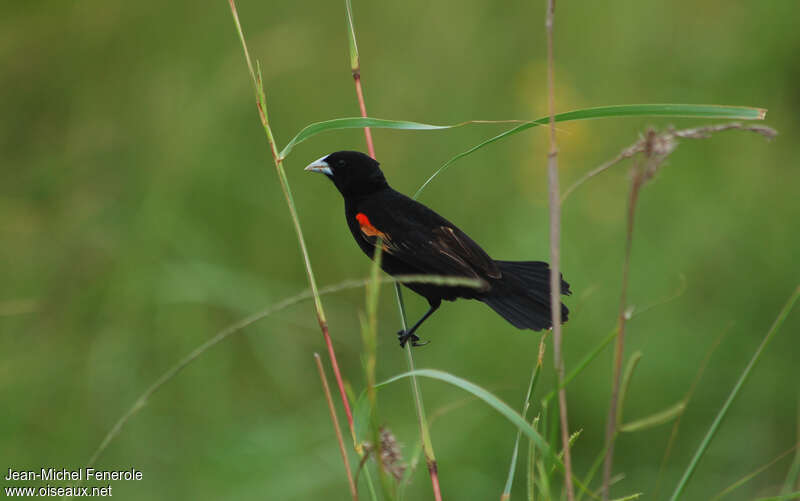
[5,467,143,482]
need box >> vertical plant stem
[353,74,375,157]
[345,0,375,158]
[544,0,575,499]
[781,398,800,495]
[315,353,359,501]
[363,245,394,499]
[345,2,441,499]
[227,0,355,441]
[602,170,643,500]
[395,286,443,501]
[527,415,541,501]
[503,334,548,500]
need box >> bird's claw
[397,330,429,348]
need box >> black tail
[480,261,571,331]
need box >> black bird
[305,151,570,347]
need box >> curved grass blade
[413,103,767,198]
[280,104,765,164]
[620,401,686,433]
[378,368,555,461]
[345,0,359,72]
[755,492,800,501]
[616,351,643,428]
[413,127,520,199]
[377,368,596,499]
[502,335,547,500]
[782,399,800,496]
[280,118,460,159]
[711,443,800,501]
[669,286,799,501]
[86,274,483,469]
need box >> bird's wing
[354,206,500,281]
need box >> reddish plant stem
[428,461,442,501]
[545,0,575,500]
[349,44,443,501]
[601,169,643,500]
[227,0,356,448]
[315,353,358,501]
[320,320,355,437]
[352,71,376,159]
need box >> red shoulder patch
[356,212,387,239]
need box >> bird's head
[305,150,389,198]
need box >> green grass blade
[543,327,617,405]
[783,450,800,497]
[782,401,800,496]
[413,127,521,199]
[502,431,523,501]
[619,401,686,433]
[711,443,800,501]
[86,275,404,468]
[413,103,766,198]
[669,286,799,501]
[536,459,552,500]
[576,442,610,501]
[527,415,540,501]
[280,104,766,163]
[352,390,370,446]
[344,0,359,72]
[280,118,459,159]
[616,351,643,428]
[379,370,597,499]
[503,342,546,499]
[610,494,643,501]
[378,368,556,461]
[550,103,765,121]
[755,492,800,501]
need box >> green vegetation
[1,1,798,500]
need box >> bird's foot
[397,330,429,348]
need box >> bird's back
[346,188,502,301]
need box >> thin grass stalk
[227,0,355,440]
[86,275,423,473]
[755,491,800,501]
[362,243,394,499]
[576,442,610,501]
[601,167,644,500]
[615,352,643,427]
[85,272,525,493]
[544,0,575,499]
[669,286,800,501]
[395,285,442,499]
[781,401,800,496]
[543,327,616,405]
[315,353,359,500]
[653,325,729,498]
[710,443,800,501]
[345,0,375,158]
[344,3,442,499]
[503,334,548,500]
[526,416,541,501]
[590,352,641,499]
[526,427,536,501]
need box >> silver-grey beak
[304,156,333,176]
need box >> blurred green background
[2,1,798,499]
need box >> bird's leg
[398,301,440,348]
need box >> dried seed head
[364,427,406,481]
[379,427,405,481]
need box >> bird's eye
[337,160,346,168]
